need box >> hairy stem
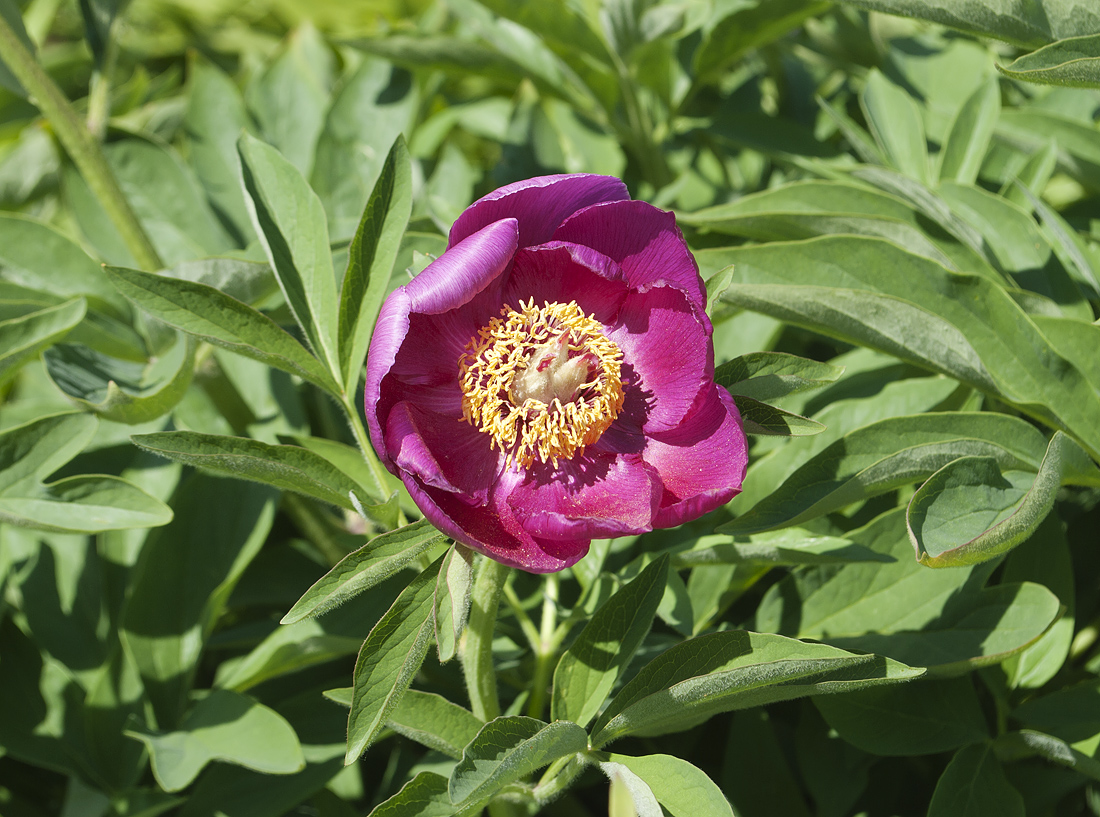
[0,12,162,271]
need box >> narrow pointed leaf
[938,78,1000,185]
[434,544,473,662]
[0,298,86,382]
[716,352,843,402]
[0,475,173,533]
[997,34,1100,89]
[861,70,929,183]
[387,690,483,759]
[734,396,826,437]
[368,772,481,817]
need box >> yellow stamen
[458,299,625,469]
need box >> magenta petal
[607,284,713,433]
[407,218,518,314]
[504,243,629,326]
[365,289,412,469]
[555,200,707,308]
[449,174,629,249]
[644,386,747,529]
[507,451,660,541]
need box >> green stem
[463,557,511,722]
[0,13,161,271]
[526,573,560,719]
[341,394,392,501]
[86,36,118,141]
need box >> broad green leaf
[997,730,1100,783]
[674,529,893,567]
[552,554,669,727]
[998,34,1100,89]
[1001,140,1059,210]
[938,78,1000,185]
[717,236,1100,459]
[0,299,86,383]
[598,753,733,817]
[131,431,363,510]
[280,434,399,516]
[238,132,341,382]
[104,265,340,396]
[165,257,277,306]
[0,412,98,491]
[861,70,929,183]
[122,477,276,727]
[45,336,195,424]
[815,676,989,756]
[184,58,257,245]
[1013,680,1100,749]
[715,352,843,403]
[281,519,445,624]
[387,690,483,759]
[722,412,1047,535]
[448,717,588,807]
[337,135,412,395]
[907,432,1100,567]
[997,108,1100,190]
[928,743,1025,817]
[0,475,174,533]
[124,690,305,792]
[367,772,480,817]
[732,396,826,437]
[589,631,921,749]
[694,0,830,81]
[832,0,1100,47]
[602,759,663,817]
[345,555,443,762]
[434,544,473,662]
[312,61,416,241]
[244,23,333,175]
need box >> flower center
[458,299,625,469]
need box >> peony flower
[365,174,748,573]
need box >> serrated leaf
[722,412,1047,535]
[448,717,588,807]
[345,555,443,762]
[908,432,1100,567]
[716,351,843,402]
[589,631,921,749]
[387,690,483,759]
[282,519,445,624]
[338,135,412,395]
[238,132,341,383]
[104,265,340,396]
[434,544,473,662]
[0,298,86,383]
[132,431,363,510]
[937,78,1001,185]
[997,34,1100,89]
[598,753,734,817]
[124,690,305,792]
[552,554,669,727]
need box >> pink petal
[554,200,707,308]
[503,243,629,326]
[449,174,629,249]
[406,218,518,314]
[606,284,713,433]
[365,289,412,470]
[506,450,661,541]
[644,386,748,528]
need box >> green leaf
[1001,140,1060,211]
[434,544,473,663]
[279,434,397,512]
[832,0,1099,47]
[448,717,588,807]
[717,236,1100,460]
[997,730,1100,783]
[124,690,305,792]
[907,433,1100,567]
[238,132,341,383]
[1013,679,1100,746]
[0,0,33,96]
[281,519,445,624]
[121,477,276,727]
[589,631,921,749]
[387,690,483,760]
[997,108,1100,191]
[345,555,443,763]
[928,743,1025,817]
[337,135,412,396]
[552,554,669,727]
[44,336,195,424]
[998,34,1100,89]
[815,676,989,756]
[367,772,480,817]
[722,412,1047,535]
[675,529,893,567]
[131,431,363,510]
[0,412,99,491]
[0,298,86,384]
[715,352,843,402]
[104,264,341,396]
[733,396,827,437]
[861,69,929,183]
[0,475,174,533]
[937,78,1001,185]
[598,753,734,817]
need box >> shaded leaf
[598,753,734,817]
[998,34,1100,89]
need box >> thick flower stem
[0,13,162,271]
[525,572,560,719]
[463,557,511,722]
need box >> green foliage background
[1,0,1099,815]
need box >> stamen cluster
[459,299,625,469]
